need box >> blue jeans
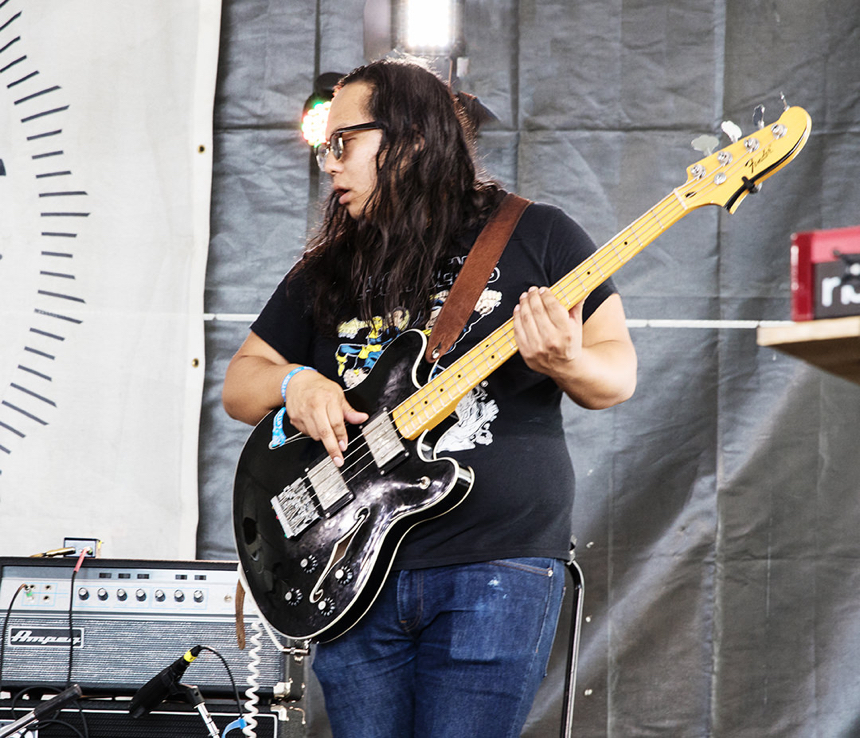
[312,557,566,738]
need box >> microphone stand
[176,683,219,738]
[0,684,82,738]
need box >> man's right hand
[282,369,369,467]
[223,332,369,467]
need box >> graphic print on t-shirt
[336,310,411,388]
[334,259,504,451]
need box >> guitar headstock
[679,106,811,213]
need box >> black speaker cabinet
[0,698,307,738]
[0,558,293,698]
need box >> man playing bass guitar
[222,57,637,738]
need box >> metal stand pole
[560,558,584,738]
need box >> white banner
[0,0,221,558]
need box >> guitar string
[392,130,780,438]
[285,432,392,517]
[283,123,792,506]
[301,428,449,522]
[291,433,440,530]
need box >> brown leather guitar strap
[235,579,246,649]
[425,192,531,362]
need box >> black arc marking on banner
[0,2,88,476]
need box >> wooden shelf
[757,316,860,385]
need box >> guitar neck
[392,191,690,439]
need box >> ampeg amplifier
[0,558,296,699]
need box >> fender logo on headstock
[744,141,776,177]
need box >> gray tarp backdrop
[199,1,860,736]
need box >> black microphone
[0,684,83,738]
[128,645,202,719]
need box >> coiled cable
[241,619,263,738]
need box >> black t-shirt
[251,201,616,569]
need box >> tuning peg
[691,134,719,156]
[720,120,742,143]
[753,104,765,130]
[779,92,789,111]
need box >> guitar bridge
[362,409,407,473]
[271,478,320,539]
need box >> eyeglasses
[315,121,382,171]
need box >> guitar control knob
[97,588,109,601]
[334,567,354,584]
[77,588,89,600]
[284,588,303,606]
[300,555,319,572]
[317,598,335,616]
[136,589,147,601]
[117,589,128,601]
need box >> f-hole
[309,509,368,603]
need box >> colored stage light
[302,72,342,148]
[301,99,330,148]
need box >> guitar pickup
[362,409,407,474]
[306,456,352,517]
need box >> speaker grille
[1,614,286,697]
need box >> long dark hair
[295,57,502,334]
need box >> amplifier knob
[117,589,128,601]
[193,590,204,603]
[77,588,89,600]
[155,589,166,602]
[174,590,185,602]
[136,589,147,601]
[97,588,109,601]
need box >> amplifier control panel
[0,559,241,617]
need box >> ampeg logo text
[7,628,84,648]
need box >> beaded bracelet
[280,366,317,404]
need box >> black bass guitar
[233,105,811,642]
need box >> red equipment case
[790,225,860,321]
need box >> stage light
[393,0,464,57]
[301,100,330,148]
[404,0,452,52]
[302,72,342,148]
[362,0,494,127]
